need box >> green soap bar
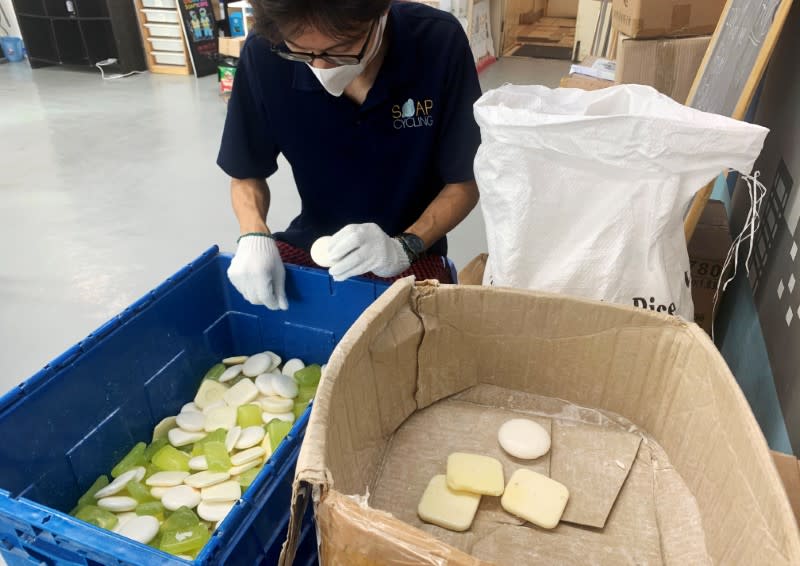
[160,523,210,555]
[126,480,155,503]
[136,501,165,521]
[296,385,317,405]
[293,400,309,421]
[203,363,227,381]
[204,441,232,472]
[144,463,163,479]
[193,428,226,451]
[160,506,200,533]
[267,420,293,453]
[238,466,263,488]
[144,437,169,463]
[237,404,262,428]
[152,445,190,472]
[76,475,109,508]
[75,505,119,530]
[111,442,147,478]
[148,532,162,550]
[294,364,321,387]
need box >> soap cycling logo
[392,98,434,129]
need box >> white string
[95,62,145,81]
[711,171,767,340]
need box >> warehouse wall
[0,0,20,37]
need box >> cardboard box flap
[281,283,800,565]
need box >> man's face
[283,23,374,69]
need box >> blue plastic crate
[0,246,389,565]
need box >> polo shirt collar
[291,3,417,95]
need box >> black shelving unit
[12,0,146,72]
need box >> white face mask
[307,14,388,97]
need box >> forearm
[405,181,479,249]
[231,177,271,234]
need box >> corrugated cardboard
[772,450,800,525]
[458,253,488,285]
[218,36,245,58]
[611,0,725,39]
[688,200,732,335]
[616,34,710,103]
[280,280,800,565]
[546,0,578,19]
[560,73,615,90]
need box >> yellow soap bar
[501,469,569,529]
[418,475,481,532]
[446,452,505,496]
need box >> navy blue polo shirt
[217,1,482,256]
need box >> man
[218,0,482,310]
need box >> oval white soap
[498,418,551,460]
[310,236,333,267]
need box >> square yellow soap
[418,475,481,532]
[446,452,505,496]
[501,468,569,529]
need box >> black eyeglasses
[272,20,376,66]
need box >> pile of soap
[417,418,569,532]
[69,352,322,559]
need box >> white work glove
[227,235,288,310]
[328,223,410,281]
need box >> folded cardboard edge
[772,450,800,527]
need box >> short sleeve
[435,29,482,184]
[217,40,280,180]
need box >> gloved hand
[328,223,410,281]
[227,235,288,310]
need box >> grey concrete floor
[0,56,568,395]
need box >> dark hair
[252,0,391,44]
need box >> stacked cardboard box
[611,0,724,103]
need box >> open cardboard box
[281,280,800,565]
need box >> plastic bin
[0,246,390,565]
[147,37,184,52]
[142,0,176,8]
[0,37,25,62]
[144,22,182,38]
[153,50,186,65]
[142,9,180,23]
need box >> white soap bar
[281,358,305,378]
[194,380,229,409]
[231,447,265,467]
[219,364,243,383]
[262,411,295,424]
[225,426,242,453]
[446,453,505,496]
[188,455,209,471]
[152,416,177,441]
[236,426,266,450]
[271,374,298,399]
[223,356,248,365]
[255,373,276,396]
[264,351,282,371]
[161,485,201,511]
[310,236,333,267]
[115,515,160,544]
[113,512,138,532]
[223,379,259,408]
[97,496,137,513]
[501,469,569,529]
[168,427,205,448]
[498,419,551,460]
[201,480,241,503]
[94,467,144,499]
[146,471,189,487]
[417,475,481,532]
[203,399,227,414]
[184,471,231,489]
[204,406,237,432]
[260,396,293,413]
[242,353,271,377]
[229,459,261,477]
[176,411,205,432]
[197,500,235,523]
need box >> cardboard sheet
[550,422,642,528]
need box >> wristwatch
[396,233,426,263]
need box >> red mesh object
[275,240,453,284]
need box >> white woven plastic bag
[473,84,768,319]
